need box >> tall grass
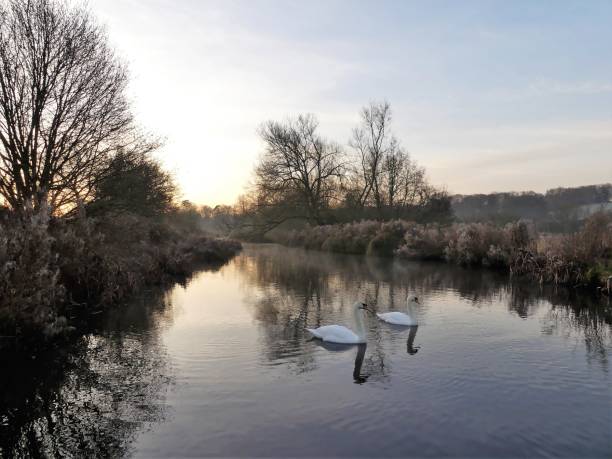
[271,213,612,289]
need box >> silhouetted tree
[347,101,443,220]
[87,149,176,217]
[255,114,344,224]
[0,0,148,213]
[349,101,394,210]
[171,200,202,232]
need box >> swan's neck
[353,307,367,339]
[406,301,417,321]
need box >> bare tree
[0,0,141,213]
[381,148,405,209]
[347,101,438,218]
[349,101,396,210]
[255,114,344,224]
[382,149,430,210]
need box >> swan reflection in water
[353,343,368,384]
[310,340,369,384]
[312,326,420,385]
[352,327,418,384]
[407,325,420,355]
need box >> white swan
[377,295,419,326]
[306,301,370,344]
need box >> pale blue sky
[93,0,612,205]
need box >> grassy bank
[271,212,612,291]
[0,208,241,340]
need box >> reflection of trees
[540,290,611,370]
[544,306,610,369]
[504,281,612,369]
[253,291,320,375]
[360,341,391,383]
[0,289,174,458]
[237,244,612,374]
[506,281,542,318]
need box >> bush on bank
[0,207,241,339]
[272,213,612,289]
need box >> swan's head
[408,295,420,305]
[353,301,370,312]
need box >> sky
[92,0,612,205]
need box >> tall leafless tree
[349,101,432,216]
[255,114,344,224]
[0,0,142,213]
[381,148,430,210]
[349,101,396,210]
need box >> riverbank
[270,213,612,291]
[0,208,242,341]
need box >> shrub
[445,223,506,266]
[367,221,410,256]
[304,225,336,250]
[396,224,447,260]
[271,214,610,288]
[322,221,379,254]
[0,207,66,337]
[0,209,242,340]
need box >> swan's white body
[376,311,416,326]
[307,325,364,344]
[306,302,368,344]
[377,296,419,326]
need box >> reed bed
[272,213,612,290]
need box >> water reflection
[407,326,420,355]
[0,289,175,458]
[353,344,368,384]
[240,244,611,372]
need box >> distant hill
[451,184,612,232]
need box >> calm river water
[1,243,611,457]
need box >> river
[1,243,610,457]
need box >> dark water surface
[1,244,611,457]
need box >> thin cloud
[529,78,612,96]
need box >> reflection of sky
[131,245,611,457]
[93,0,612,205]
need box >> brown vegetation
[272,213,612,290]
[0,206,241,339]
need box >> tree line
[227,101,450,238]
[452,184,612,231]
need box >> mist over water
[2,244,611,457]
